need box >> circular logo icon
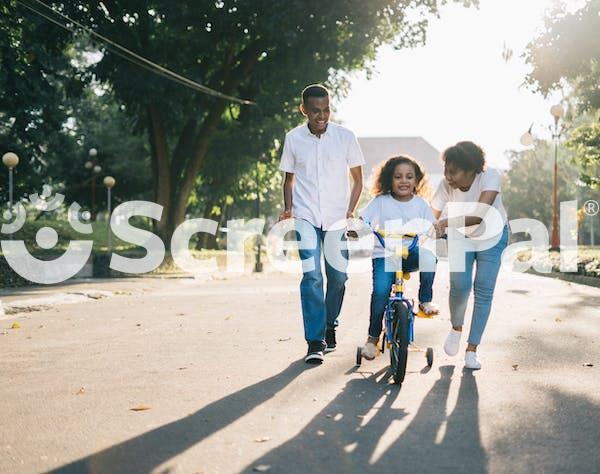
[583,200,599,217]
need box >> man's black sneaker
[305,340,326,364]
[325,328,337,353]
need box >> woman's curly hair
[371,155,430,197]
[442,141,486,173]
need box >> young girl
[359,156,439,360]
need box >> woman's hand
[434,218,448,238]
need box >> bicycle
[355,228,434,385]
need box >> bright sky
[335,0,575,169]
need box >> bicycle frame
[372,229,418,347]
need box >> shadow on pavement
[48,360,306,474]
[241,365,487,473]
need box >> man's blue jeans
[368,247,437,338]
[298,225,348,343]
[449,225,509,345]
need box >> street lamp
[104,176,116,253]
[87,148,102,219]
[2,152,19,217]
[520,124,534,147]
[549,103,565,251]
[254,159,263,273]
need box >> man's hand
[279,210,293,221]
[345,210,359,239]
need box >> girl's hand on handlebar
[433,219,448,239]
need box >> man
[279,84,365,364]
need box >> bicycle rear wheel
[390,301,410,385]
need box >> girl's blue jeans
[368,247,437,338]
[450,225,509,345]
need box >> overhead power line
[15,0,255,105]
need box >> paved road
[1,263,599,473]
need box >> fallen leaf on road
[583,363,593,367]
[87,293,105,300]
[136,323,142,327]
[254,437,271,443]
[325,414,333,418]
[278,337,291,342]
[316,430,325,436]
[76,387,85,395]
[130,404,152,411]
[178,367,188,370]
[10,323,21,329]
[225,315,233,320]
[512,364,519,371]
[253,465,271,472]
[555,317,562,322]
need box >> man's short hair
[302,84,329,104]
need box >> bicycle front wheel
[390,301,410,384]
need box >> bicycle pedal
[416,310,435,319]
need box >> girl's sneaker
[443,329,462,356]
[465,351,481,370]
[419,302,440,315]
[361,336,379,360]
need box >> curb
[526,269,600,288]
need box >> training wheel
[356,346,362,366]
[426,347,434,367]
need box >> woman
[431,141,509,370]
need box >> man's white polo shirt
[279,122,365,230]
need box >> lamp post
[254,159,263,273]
[549,104,564,251]
[104,176,116,253]
[86,148,102,220]
[2,152,19,216]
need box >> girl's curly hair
[371,155,430,197]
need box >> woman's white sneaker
[465,351,481,370]
[443,329,462,356]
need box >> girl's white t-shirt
[359,194,435,258]
[430,167,508,237]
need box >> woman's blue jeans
[449,225,509,345]
[368,247,437,338]
[298,225,348,343]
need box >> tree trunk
[155,42,263,245]
[148,104,173,244]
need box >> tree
[38,0,476,243]
[524,0,600,190]
[0,0,82,204]
[566,119,600,188]
[524,0,600,111]
[49,86,153,213]
[503,140,579,228]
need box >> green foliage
[524,0,600,111]
[0,0,82,202]
[46,0,476,239]
[566,118,600,188]
[503,140,579,226]
[48,87,153,212]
